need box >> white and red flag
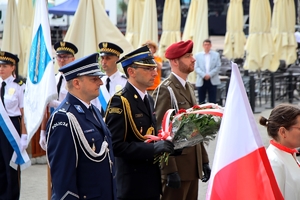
[206,63,283,200]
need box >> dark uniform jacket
[46,93,116,200]
[105,82,161,199]
[152,73,209,181]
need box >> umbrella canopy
[182,0,209,83]
[271,0,297,66]
[48,0,79,15]
[243,0,278,72]
[138,0,158,47]
[17,0,34,77]
[223,0,246,60]
[64,0,133,60]
[1,0,23,76]
[125,0,145,49]
[158,0,181,60]
[182,0,208,54]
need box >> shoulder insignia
[163,80,171,86]
[58,101,71,112]
[121,74,127,79]
[108,107,123,114]
[74,105,85,113]
[13,78,24,86]
[116,90,123,96]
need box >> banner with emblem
[24,0,57,141]
[0,97,31,170]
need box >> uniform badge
[134,94,138,99]
[74,105,85,113]
[135,113,143,118]
[108,107,123,114]
[8,88,15,95]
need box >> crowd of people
[1,38,299,200]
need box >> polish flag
[206,63,283,200]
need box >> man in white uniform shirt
[98,42,127,116]
[39,41,78,150]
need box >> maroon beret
[165,40,193,59]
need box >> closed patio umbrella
[243,0,278,72]
[17,0,34,77]
[2,0,23,76]
[182,0,209,83]
[138,0,158,46]
[64,0,133,59]
[271,0,297,66]
[125,0,145,49]
[158,0,181,60]
[223,0,246,60]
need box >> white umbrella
[244,0,278,72]
[2,0,23,76]
[157,0,181,60]
[64,0,133,59]
[138,0,158,47]
[183,0,209,83]
[271,0,297,66]
[223,0,246,59]
[17,0,34,77]
[125,0,145,49]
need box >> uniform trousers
[161,179,198,200]
[0,116,21,200]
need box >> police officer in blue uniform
[0,51,27,200]
[105,46,174,200]
[46,53,116,200]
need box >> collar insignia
[74,105,84,113]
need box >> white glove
[20,134,28,152]
[39,130,47,151]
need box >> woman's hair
[259,103,300,140]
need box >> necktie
[89,106,100,123]
[144,95,151,115]
[1,81,6,107]
[57,75,63,99]
[106,78,110,92]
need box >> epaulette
[162,79,171,86]
[58,101,71,112]
[116,89,123,96]
[121,74,127,79]
[13,78,24,86]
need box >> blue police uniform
[46,53,116,200]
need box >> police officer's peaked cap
[59,53,105,81]
[98,42,123,57]
[0,51,19,65]
[54,41,78,55]
[116,46,157,68]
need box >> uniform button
[83,195,86,199]
[146,159,148,162]
[134,169,137,171]
[66,102,69,104]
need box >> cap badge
[103,42,108,48]
[60,41,66,47]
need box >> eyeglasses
[56,55,73,61]
[132,66,157,72]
